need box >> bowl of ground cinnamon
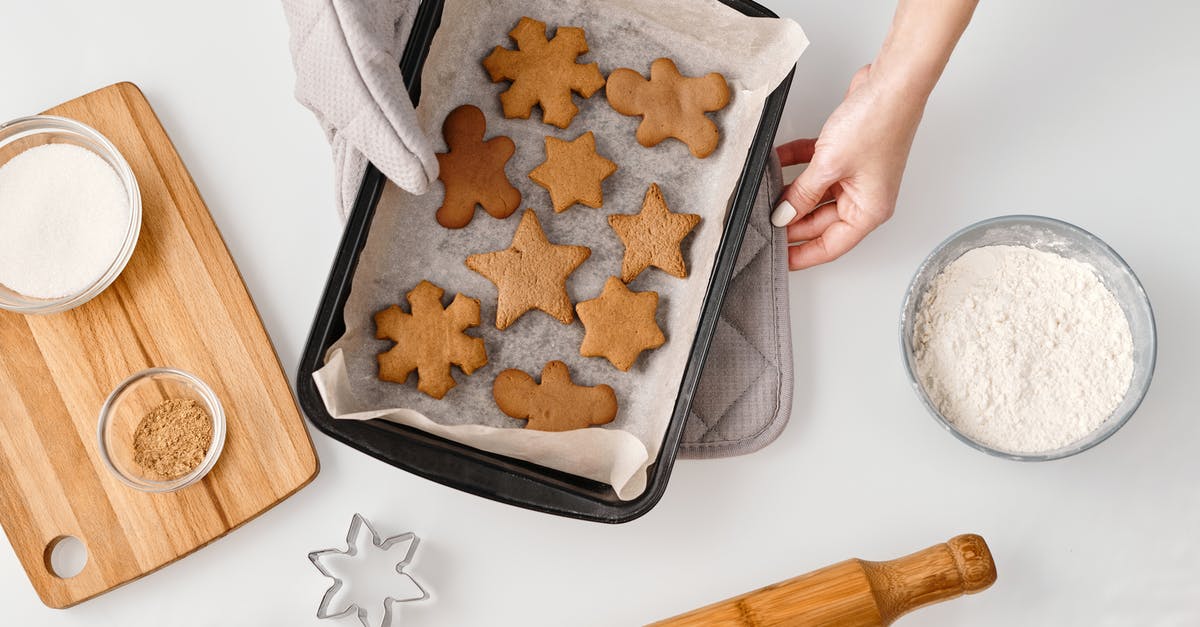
[97,367,226,492]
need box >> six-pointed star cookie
[577,276,666,371]
[609,183,701,283]
[606,57,731,158]
[467,209,591,329]
[529,131,618,213]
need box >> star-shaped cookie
[577,276,666,371]
[529,131,618,213]
[466,209,591,330]
[606,57,730,158]
[608,183,701,283]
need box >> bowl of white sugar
[0,115,141,314]
[900,215,1155,460]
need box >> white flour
[0,144,129,299]
[913,245,1134,454]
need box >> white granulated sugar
[913,245,1134,454]
[0,144,129,299]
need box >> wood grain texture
[651,534,996,626]
[0,82,318,608]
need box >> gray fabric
[681,154,793,458]
[286,0,793,458]
[283,0,437,219]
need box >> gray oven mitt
[284,0,794,459]
[282,0,437,219]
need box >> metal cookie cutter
[309,513,430,627]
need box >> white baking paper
[314,0,806,499]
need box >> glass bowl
[97,368,226,492]
[899,215,1156,461]
[0,115,142,315]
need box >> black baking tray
[296,0,795,523]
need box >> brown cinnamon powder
[132,399,213,480]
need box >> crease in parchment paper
[314,0,806,500]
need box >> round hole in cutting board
[44,535,88,579]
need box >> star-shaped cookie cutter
[309,514,429,627]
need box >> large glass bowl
[0,115,142,314]
[899,215,1156,461]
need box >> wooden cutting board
[0,83,319,608]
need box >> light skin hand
[773,0,978,270]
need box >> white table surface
[3,1,1198,625]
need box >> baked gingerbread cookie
[493,360,618,431]
[609,183,701,283]
[605,58,731,158]
[529,131,617,213]
[375,280,488,399]
[576,277,666,371]
[466,209,591,330]
[483,17,606,129]
[435,105,521,229]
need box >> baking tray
[296,0,794,523]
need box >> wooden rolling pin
[652,534,996,627]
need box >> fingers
[776,138,817,167]
[786,203,839,243]
[787,220,869,270]
[771,161,838,228]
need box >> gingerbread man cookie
[605,58,731,158]
[466,209,591,330]
[576,277,666,371]
[529,131,617,213]
[375,280,488,399]
[435,104,521,229]
[493,361,618,432]
[609,183,701,282]
[483,17,606,129]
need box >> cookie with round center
[528,131,617,213]
[576,276,666,371]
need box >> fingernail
[771,200,796,227]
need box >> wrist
[871,47,942,104]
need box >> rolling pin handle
[863,533,998,625]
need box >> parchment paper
[314,0,806,499]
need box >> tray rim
[296,0,794,523]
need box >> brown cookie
[375,280,488,399]
[609,183,701,283]
[466,209,591,330]
[435,105,521,228]
[576,276,666,371]
[605,58,731,158]
[493,361,618,431]
[482,17,606,129]
[529,131,617,213]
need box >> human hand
[772,64,927,270]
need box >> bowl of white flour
[900,215,1155,460]
[0,115,141,314]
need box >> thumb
[771,162,838,228]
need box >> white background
[1,0,1197,625]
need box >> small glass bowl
[0,115,142,315]
[97,368,226,492]
[899,215,1157,461]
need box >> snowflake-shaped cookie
[483,16,606,128]
[374,280,488,399]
